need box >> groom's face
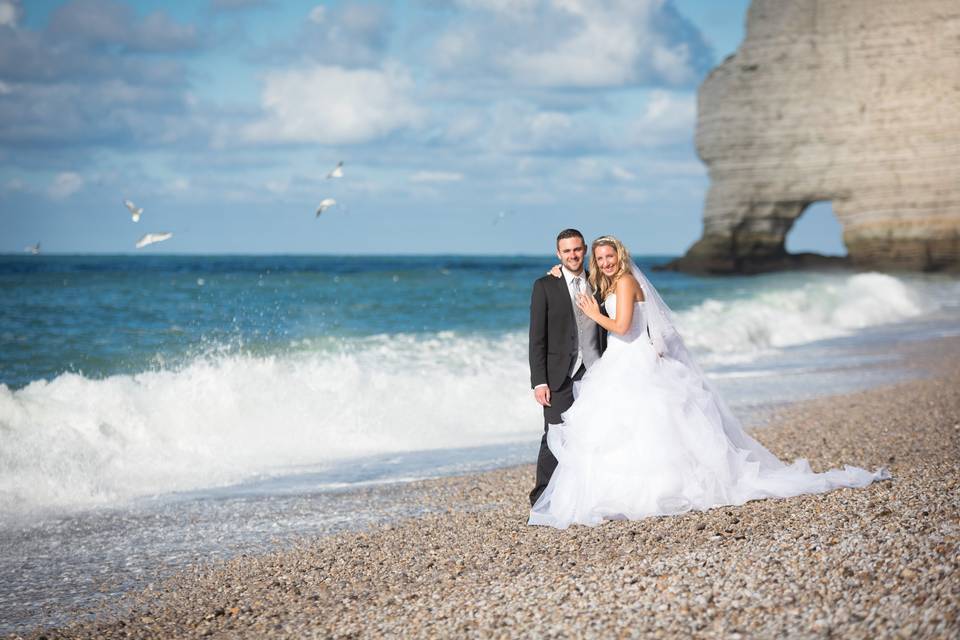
[556,237,587,274]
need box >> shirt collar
[561,266,586,287]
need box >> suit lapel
[551,274,576,324]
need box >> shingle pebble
[16,337,960,639]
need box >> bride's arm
[577,276,641,336]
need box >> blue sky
[0,0,845,255]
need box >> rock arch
[668,0,960,274]
[785,201,846,256]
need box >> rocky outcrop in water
[669,0,960,274]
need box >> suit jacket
[529,273,608,391]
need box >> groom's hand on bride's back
[534,384,551,407]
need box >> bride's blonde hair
[589,235,632,300]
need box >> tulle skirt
[528,335,889,529]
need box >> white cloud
[264,179,289,194]
[211,0,269,10]
[445,101,601,155]
[568,157,624,183]
[410,171,464,183]
[433,28,478,71]
[443,112,484,141]
[47,2,198,53]
[48,172,84,200]
[508,1,699,88]
[169,177,191,193]
[0,0,21,28]
[243,63,423,145]
[262,4,392,70]
[630,90,697,146]
[504,4,641,88]
[644,158,706,177]
[649,42,697,86]
[308,5,326,23]
[456,0,538,13]
[435,0,709,89]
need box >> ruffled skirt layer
[529,337,889,529]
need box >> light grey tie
[572,276,585,318]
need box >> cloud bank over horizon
[0,0,757,254]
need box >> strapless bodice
[603,293,648,346]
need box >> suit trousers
[529,364,585,507]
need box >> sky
[0,0,846,255]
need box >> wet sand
[17,337,960,639]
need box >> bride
[528,235,890,529]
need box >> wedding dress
[528,266,890,529]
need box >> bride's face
[594,244,619,276]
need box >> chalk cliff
[669,0,960,273]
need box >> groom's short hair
[556,228,585,248]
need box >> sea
[1,254,959,632]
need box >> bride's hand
[576,293,601,321]
[546,264,562,278]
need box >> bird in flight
[316,198,337,217]
[24,242,40,255]
[326,161,344,179]
[135,232,173,249]
[124,199,143,222]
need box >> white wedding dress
[528,293,890,529]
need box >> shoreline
[14,336,960,638]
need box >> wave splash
[0,333,535,517]
[677,272,938,362]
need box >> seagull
[123,199,143,222]
[493,209,514,225]
[24,242,40,255]
[315,198,337,217]
[326,161,344,179]
[135,232,173,249]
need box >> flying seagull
[326,161,344,179]
[135,232,173,249]
[123,199,143,222]
[315,198,337,217]
[24,242,40,255]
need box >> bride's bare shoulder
[616,272,645,301]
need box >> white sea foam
[0,333,537,517]
[676,272,938,363]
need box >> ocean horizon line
[0,251,684,259]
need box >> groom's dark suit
[528,272,607,506]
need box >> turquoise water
[0,254,713,389]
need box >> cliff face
[671,0,960,274]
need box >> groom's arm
[594,289,608,354]
[529,279,549,389]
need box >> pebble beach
[15,336,960,639]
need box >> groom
[528,228,607,506]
